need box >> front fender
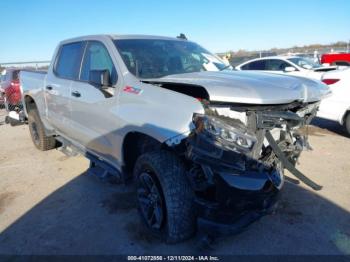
[115,82,205,145]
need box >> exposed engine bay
[188,100,322,189]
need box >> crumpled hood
[151,71,331,104]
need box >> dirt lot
[0,117,350,255]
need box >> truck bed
[20,70,48,117]
[20,70,47,91]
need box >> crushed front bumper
[194,169,280,237]
[187,132,282,237]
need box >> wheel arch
[23,94,55,136]
[122,131,166,173]
[23,95,37,116]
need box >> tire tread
[134,150,195,243]
[28,109,56,151]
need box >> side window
[80,41,117,85]
[55,42,85,79]
[241,60,266,70]
[265,59,291,71]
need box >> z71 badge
[123,86,143,95]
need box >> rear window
[55,42,85,79]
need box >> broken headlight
[193,114,257,152]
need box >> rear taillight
[322,79,340,85]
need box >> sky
[0,0,349,62]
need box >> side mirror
[284,66,296,72]
[89,70,110,88]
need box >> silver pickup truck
[20,34,330,243]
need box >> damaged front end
[185,100,321,236]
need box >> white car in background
[318,67,350,135]
[236,56,337,80]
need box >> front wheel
[134,151,196,243]
[28,109,57,151]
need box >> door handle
[46,86,53,90]
[71,91,81,97]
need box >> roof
[111,34,185,41]
[60,34,186,45]
[253,55,300,60]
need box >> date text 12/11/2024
[127,256,220,261]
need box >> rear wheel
[134,151,196,243]
[28,109,56,151]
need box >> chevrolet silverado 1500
[20,35,330,243]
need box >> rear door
[69,40,120,162]
[45,41,86,135]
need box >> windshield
[287,57,321,69]
[114,39,230,78]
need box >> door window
[80,41,117,85]
[55,42,85,79]
[241,60,266,70]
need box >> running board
[55,136,126,184]
[86,153,124,184]
[56,137,80,157]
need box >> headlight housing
[193,114,256,152]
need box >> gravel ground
[0,117,349,255]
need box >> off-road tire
[28,109,56,151]
[134,150,196,243]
